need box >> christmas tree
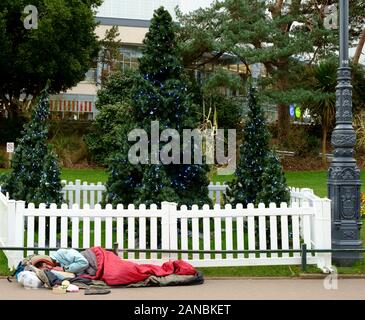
[104,7,211,207]
[256,151,290,206]
[1,90,63,206]
[226,88,289,207]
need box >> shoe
[84,288,111,295]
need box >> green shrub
[280,125,320,157]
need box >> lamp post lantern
[328,0,363,266]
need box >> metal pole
[328,0,363,266]
[301,244,307,272]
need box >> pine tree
[257,151,290,206]
[104,7,211,207]
[1,90,63,206]
[226,88,289,207]
[177,0,365,142]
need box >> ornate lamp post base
[328,66,363,266]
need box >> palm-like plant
[303,59,337,165]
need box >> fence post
[14,201,25,265]
[161,202,170,261]
[169,202,178,260]
[0,193,8,247]
[7,200,16,248]
[6,200,25,269]
[75,179,81,207]
[313,198,332,271]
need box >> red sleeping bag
[81,247,197,286]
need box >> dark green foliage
[85,102,136,165]
[0,0,101,105]
[279,125,321,157]
[226,88,289,207]
[96,69,137,109]
[257,152,290,205]
[85,69,138,165]
[105,7,211,208]
[0,91,62,206]
[0,114,27,144]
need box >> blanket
[81,247,199,286]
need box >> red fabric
[81,247,197,286]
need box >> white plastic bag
[18,271,43,289]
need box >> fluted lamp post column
[328,0,363,266]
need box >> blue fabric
[50,249,89,274]
[50,270,67,281]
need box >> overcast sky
[181,0,214,13]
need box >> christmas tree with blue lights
[105,7,211,207]
[0,89,63,206]
[226,88,290,207]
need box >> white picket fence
[61,180,227,208]
[0,185,332,272]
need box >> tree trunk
[277,103,290,143]
[353,27,365,64]
[322,126,328,166]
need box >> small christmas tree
[226,88,289,207]
[257,151,290,206]
[1,90,63,206]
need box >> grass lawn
[0,168,108,184]
[214,170,365,198]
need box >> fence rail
[0,185,332,272]
[61,180,229,208]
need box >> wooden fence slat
[139,205,147,260]
[180,206,189,261]
[203,205,211,260]
[292,202,300,258]
[26,203,35,256]
[94,204,102,247]
[49,204,57,251]
[192,205,200,260]
[214,204,222,260]
[280,203,289,258]
[75,180,81,209]
[258,203,267,258]
[269,205,278,258]
[105,204,113,249]
[60,204,68,248]
[247,204,256,259]
[302,202,312,249]
[90,184,95,209]
[97,182,103,205]
[225,204,233,260]
[116,204,124,255]
[68,182,74,207]
[236,204,244,259]
[83,182,88,207]
[38,204,46,255]
[128,204,135,260]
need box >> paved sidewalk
[1,278,365,300]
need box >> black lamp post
[328,0,363,266]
